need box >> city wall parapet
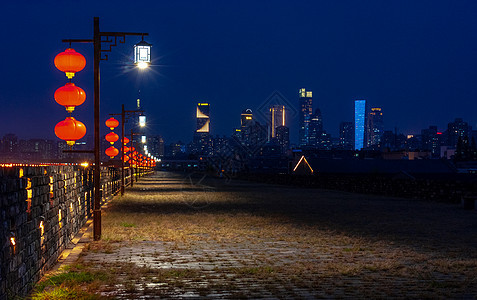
[0,165,123,299]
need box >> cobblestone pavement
[76,172,477,299]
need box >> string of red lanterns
[104,117,119,159]
[54,48,87,146]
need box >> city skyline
[1,1,477,144]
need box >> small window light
[10,232,16,246]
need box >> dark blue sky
[1,0,477,145]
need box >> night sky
[1,0,477,145]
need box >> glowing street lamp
[61,17,150,241]
[134,37,152,69]
[139,114,146,127]
[141,135,146,144]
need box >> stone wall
[0,165,123,299]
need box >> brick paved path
[76,171,477,298]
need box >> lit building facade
[193,103,212,155]
[354,100,367,150]
[339,121,354,150]
[241,109,253,128]
[275,125,290,152]
[148,135,165,158]
[367,107,384,147]
[298,88,313,146]
[269,105,285,140]
[308,108,323,147]
[447,118,471,147]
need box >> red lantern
[121,146,130,153]
[105,117,119,130]
[105,146,119,159]
[54,83,86,113]
[55,117,86,146]
[123,155,129,163]
[54,48,86,79]
[105,132,119,145]
[130,147,135,152]
[122,137,130,144]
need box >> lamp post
[62,17,150,241]
[110,104,144,195]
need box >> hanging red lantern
[54,48,86,79]
[121,146,130,153]
[54,117,86,146]
[123,155,129,163]
[130,147,135,152]
[105,146,119,159]
[105,117,119,130]
[54,83,86,113]
[105,132,119,145]
[122,137,130,144]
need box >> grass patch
[31,287,102,300]
[121,222,136,228]
[31,269,110,300]
[35,271,100,292]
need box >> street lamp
[62,17,149,241]
[134,37,152,69]
[139,114,146,127]
[109,104,144,195]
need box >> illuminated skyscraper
[367,107,383,147]
[298,88,313,146]
[241,109,253,128]
[196,103,210,133]
[308,108,323,147]
[354,100,367,150]
[269,105,285,140]
[193,103,211,155]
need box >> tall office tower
[298,88,313,146]
[238,108,254,145]
[354,100,367,150]
[447,118,471,147]
[193,103,211,154]
[148,135,165,158]
[367,107,384,147]
[269,105,286,140]
[275,125,290,152]
[308,108,323,147]
[196,103,210,133]
[241,109,253,128]
[339,121,354,150]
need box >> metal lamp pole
[63,17,148,241]
[110,104,144,195]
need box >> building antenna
[137,90,141,109]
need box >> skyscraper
[241,109,253,128]
[298,88,313,146]
[447,118,471,147]
[339,121,354,150]
[275,125,290,152]
[308,108,323,147]
[196,103,210,133]
[193,103,211,155]
[367,107,383,147]
[269,105,285,140]
[354,100,366,150]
